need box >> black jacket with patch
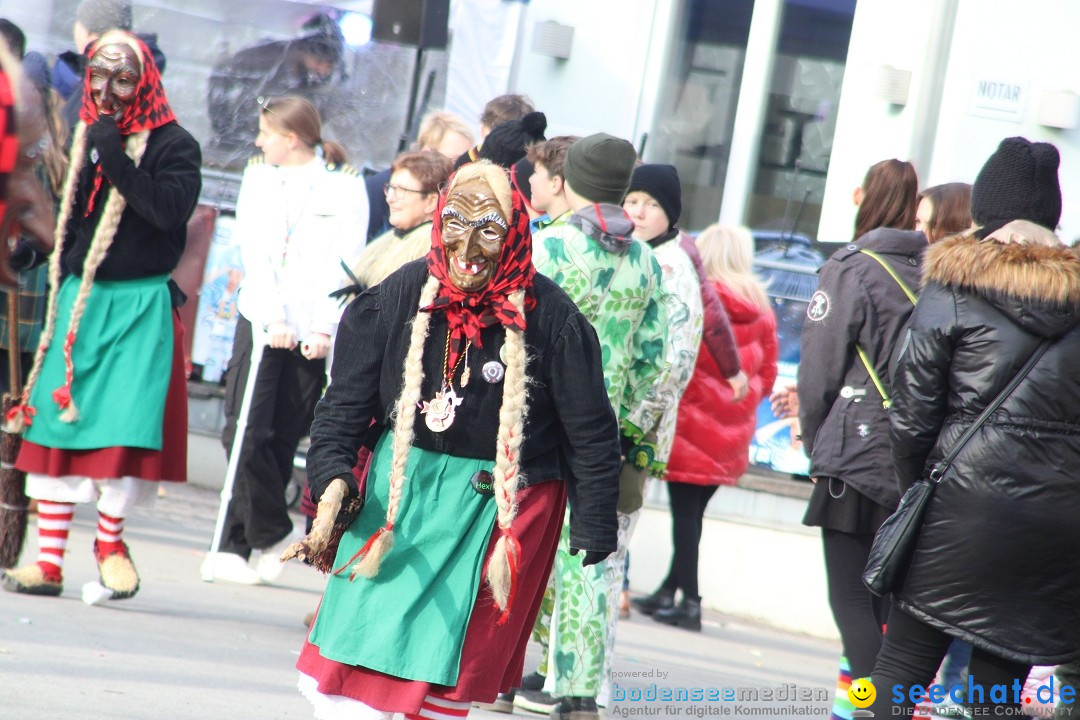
[890,229,1080,664]
[797,227,926,510]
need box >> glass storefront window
[642,0,754,232]
[744,0,856,242]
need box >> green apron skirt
[309,431,497,685]
[24,274,173,450]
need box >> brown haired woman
[797,158,923,712]
[916,182,973,243]
[201,94,368,585]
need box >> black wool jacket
[306,260,622,553]
[63,121,202,280]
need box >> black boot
[629,587,675,615]
[653,597,702,631]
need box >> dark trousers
[220,316,325,557]
[659,481,718,601]
[870,605,1030,715]
[822,528,889,680]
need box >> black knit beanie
[76,0,133,35]
[971,136,1062,233]
[477,111,547,169]
[510,156,535,209]
[562,133,637,205]
[627,163,682,230]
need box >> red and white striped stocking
[96,511,126,557]
[36,501,75,580]
[405,693,471,720]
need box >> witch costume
[295,162,620,718]
[0,31,201,599]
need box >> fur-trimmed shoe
[94,540,140,600]
[1,563,63,596]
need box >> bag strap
[930,337,1052,482]
[854,248,918,408]
[858,248,918,304]
[856,346,893,408]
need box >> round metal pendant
[482,360,505,384]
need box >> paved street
[1,481,840,719]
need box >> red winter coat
[665,282,778,486]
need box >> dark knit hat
[562,132,637,204]
[971,136,1062,232]
[76,0,133,35]
[477,111,547,169]
[510,156,535,209]
[627,163,682,230]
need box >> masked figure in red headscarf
[282,160,619,719]
[1,30,201,600]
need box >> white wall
[629,502,837,641]
[507,0,673,144]
[926,0,1080,242]
[816,0,935,243]
[820,0,1080,244]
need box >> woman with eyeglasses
[348,150,453,292]
[201,94,368,586]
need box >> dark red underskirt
[297,478,567,714]
[16,312,188,482]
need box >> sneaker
[255,527,303,583]
[549,696,599,720]
[475,691,516,714]
[1,563,62,596]
[201,551,262,585]
[514,687,559,715]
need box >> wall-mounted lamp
[1037,89,1080,130]
[866,64,912,107]
[532,20,574,60]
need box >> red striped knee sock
[37,501,75,580]
[96,511,126,557]
[405,693,471,720]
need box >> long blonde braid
[3,127,150,430]
[485,288,530,619]
[346,274,440,579]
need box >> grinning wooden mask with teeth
[441,176,509,292]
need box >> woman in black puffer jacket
[870,137,1080,715]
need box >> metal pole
[201,329,265,582]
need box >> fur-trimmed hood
[924,223,1080,337]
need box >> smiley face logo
[848,677,876,708]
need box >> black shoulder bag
[862,337,1052,596]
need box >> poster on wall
[190,214,242,384]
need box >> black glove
[86,115,124,159]
[569,547,610,567]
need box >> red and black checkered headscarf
[79,31,175,135]
[0,70,16,236]
[423,169,537,372]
